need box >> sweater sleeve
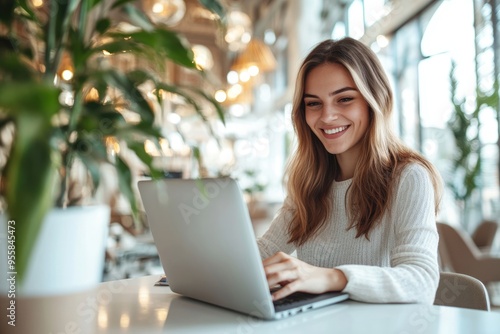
[336,165,440,304]
[257,199,296,259]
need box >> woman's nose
[321,106,339,122]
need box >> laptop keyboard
[271,289,348,313]
[273,291,318,308]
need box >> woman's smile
[323,125,349,136]
[304,62,369,159]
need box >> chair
[436,222,500,285]
[434,272,490,311]
[471,220,498,252]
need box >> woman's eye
[338,97,354,103]
[305,101,321,107]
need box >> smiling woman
[304,62,370,166]
[256,37,444,304]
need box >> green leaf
[79,154,102,194]
[121,4,154,31]
[0,0,16,25]
[73,136,109,193]
[5,113,58,283]
[95,18,111,34]
[67,27,89,72]
[77,0,92,42]
[90,0,104,9]
[190,87,226,125]
[126,69,153,84]
[44,0,76,76]
[78,101,128,135]
[0,37,15,54]
[72,134,109,162]
[116,121,163,139]
[155,83,225,143]
[1,85,62,282]
[0,52,35,80]
[90,77,109,104]
[109,30,196,68]
[192,145,202,161]
[99,70,155,124]
[155,82,206,121]
[198,0,226,19]
[128,142,163,179]
[0,82,60,118]
[447,61,485,207]
[115,156,138,216]
[92,40,146,55]
[112,0,138,9]
[14,0,36,22]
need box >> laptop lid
[138,177,348,320]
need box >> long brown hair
[285,37,442,245]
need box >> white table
[2,275,499,333]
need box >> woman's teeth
[324,126,347,135]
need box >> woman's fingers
[262,252,311,294]
[262,251,289,266]
[264,255,297,275]
[271,280,301,300]
[263,253,301,285]
[266,265,298,287]
[262,252,346,300]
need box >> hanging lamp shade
[231,38,277,73]
[143,0,186,26]
[225,10,253,52]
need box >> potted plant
[0,0,225,295]
[447,61,498,230]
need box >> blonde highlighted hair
[285,37,442,245]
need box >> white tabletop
[3,275,499,333]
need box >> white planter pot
[0,205,110,296]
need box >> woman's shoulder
[397,162,434,189]
[400,162,429,176]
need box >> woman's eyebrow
[303,87,357,98]
[329,87,357,96]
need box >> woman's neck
[335,150,359,181]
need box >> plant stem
[56,150,73,208]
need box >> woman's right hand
[262,252,347,301]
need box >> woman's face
[304,62,370,162]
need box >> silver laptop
[138,177,349,320]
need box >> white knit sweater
[257,164,440,304]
